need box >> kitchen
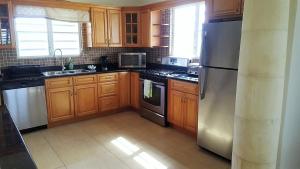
[0,0,299,169]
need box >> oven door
[140,79,165,116]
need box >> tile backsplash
[0,47,169,69]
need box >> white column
[232,0,290,169]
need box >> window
[170,2,205,59]
[15,18,81,58]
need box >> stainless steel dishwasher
[1,65,48,131]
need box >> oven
[139,78,167,126]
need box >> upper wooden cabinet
[122,11,140,47]
[206,0,243,20]
[0,0,14,48]
[140,10,151,47]
[91,8,122,47]
[107,9,122,47]
[91,8,108,47]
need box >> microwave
[118,53,146,68]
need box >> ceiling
[67,0,168,7]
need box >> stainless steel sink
[42,69,96,77]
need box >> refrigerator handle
[200,67,208,100]
[200,30,208,66]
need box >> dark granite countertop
[0,64,198,87]
[0,106,37,169]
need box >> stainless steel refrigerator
[197,21,242,160]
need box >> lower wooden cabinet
[168,80,199,134]
[98,82,118,97]
[74,84,98,117]
[183,93,198,133]
[99,95,119,112]
[119,72,130,108]
[46,87,75,123]
[130,72,140,109]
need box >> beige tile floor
[23,111,231,169]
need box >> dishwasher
[1,65,48,132]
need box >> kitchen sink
[42,69,96,77]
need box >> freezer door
[197,67,237,159]
[201,21,242,69]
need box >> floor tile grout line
[41,132,68,169]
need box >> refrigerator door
[201,21,242,69]
[197,67,238,159]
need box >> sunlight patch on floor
[111,137,168,169]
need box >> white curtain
[15,5,90,22]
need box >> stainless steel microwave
[118,53,146,68]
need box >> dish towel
[144,80,152,98]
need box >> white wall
[277,0,300,169]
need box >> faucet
[54,49,65,71]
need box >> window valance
[15,5,90,22]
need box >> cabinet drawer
[73,75,97,85]
[99,96,119,112]
[98,73,118,82]
[170,80,199,95]
[98,82,118,97]
[46,77,73,89]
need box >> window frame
[15,17,82,59]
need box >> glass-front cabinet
[123,12,140,47]
[0,1,13,48]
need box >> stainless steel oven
[140,78,167,126]
[118,53,146,68]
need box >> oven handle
[139,78,165,86]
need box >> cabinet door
[74,84,98,117]
[0,0,14,48]
[123,12,140,47]
[47,87,75,123]
[168,90,184,127]
[119,72,130,108]
[183,93,198,133]
[91,8,108,47]
[207,0,242,20]
[99,96,119,112]
[140,10,150,47]
[98,82,118,97]
[130,72,140,109]
[107,9,122,47]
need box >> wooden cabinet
[107,9,122,47]
[184,93,198,133]
[74,84,98,117]
[119,72,130,108]
[46,87,75,123]
[0,0,14,48]
[130,72,140,109]
[150,9,170,48]
[140,10,151,47]
[99,95,119,112]
[98,82,118,97]
[98,73,119,113]
[122,11,140,47]
[91,8,122,47]
[91,8,108,47]
[46,77,73,89]
[168,80,199,134]
[207,0,243,20]
[168,90,185,127]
